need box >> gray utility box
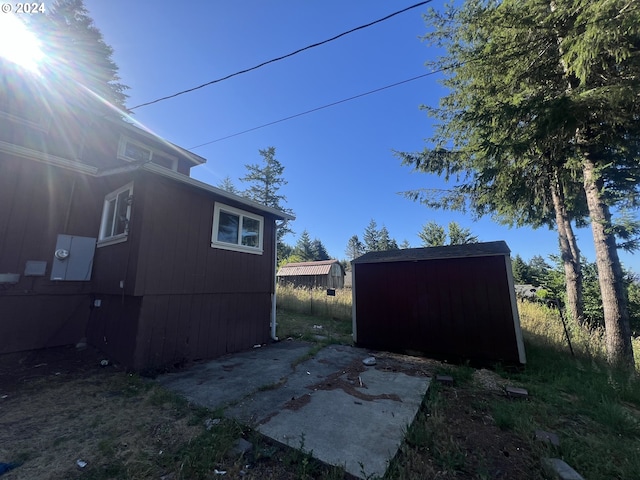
[50,234,96,281]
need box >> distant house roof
[352,241,510,265]
[277,259,343,277]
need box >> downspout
[270,223,279,341]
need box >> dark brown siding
[132,175,275,296]
[132,293,271,370]
[1,157,278,368]
[0,295,90,354]
[354,255,521,363]
[0,156,100,352]
[90,173,277,370]
[86,295,141,368]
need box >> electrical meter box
[50,234,96,281]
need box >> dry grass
[517,299,640,370]
[276,284,352,321]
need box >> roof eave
[142,163,296,221]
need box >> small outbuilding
[277,259,345,289]
[351,241,526,365]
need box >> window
[117,136,178,171]
[118,137,152,163]
[98,182,133,246]
[212,204,263,254]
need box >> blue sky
[32,1,640,271]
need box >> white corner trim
[504,254,527,364]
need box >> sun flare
[0,13,44,72]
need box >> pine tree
[363,219,380,252]
[240,146,294,260]
[378,226,399,251]
[345,235,365,260]
[400,0,639,365]
[399,239,411,250]
[310,238,330,261]
[218,176,238,194]
[31,0,128,112]
[418,222,446,247]
[293,230,314,261]
[447,221,479,245]
[511,255,532,284]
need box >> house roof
[351,241,510,265]
[0,124,294,222]
[277,259,342,277]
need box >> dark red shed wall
[354,255,521,363]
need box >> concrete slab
[157,341,431,479]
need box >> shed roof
[352,241,510,265]
[277,259,342,277]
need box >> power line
[183,6,619,150]
[186,32,558,149]
[129,1,432,111]
[188,71,438,149]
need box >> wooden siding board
[87,295,140,368]
[0,295,90,353]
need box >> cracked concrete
[157,341,431,479]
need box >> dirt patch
[284,393,312,411]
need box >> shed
[351,241,526,364]
[277,259,345,289]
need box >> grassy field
[2,289,639,479]
[276,284,352,321]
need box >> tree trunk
[550,168,584,325]
[582,154,634,367]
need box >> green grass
[276,309,353,345]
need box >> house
[277,259,345,289]
[0,63,294,371]
[351,241,526,365]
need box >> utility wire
[188,71,438,149]
[129,1,432,111]
[187,30,559,149]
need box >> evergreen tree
[400,0,638,365]
[240,146,294,260]
[447,221,478,245]
[378,226,399,251]
[345,235,365,260]
[292,230,314,261]
[218,176,239,194]
[399,239,411,249]
[419,222,446,247]
[31,0,128,113]
[310,238,330,261]
[511,255,532,284]
[363,219,380,253]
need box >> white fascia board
[0,140,98,175]
[142,162,296,221]
[115,120,206,166]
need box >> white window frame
[211,203,264,255]
[97,182,134,247]
[117,136,178,171]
